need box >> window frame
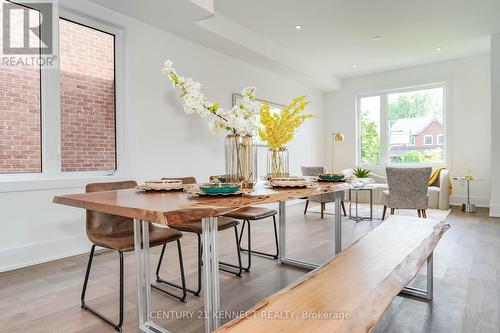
[437,134,444,145]
[0,7,125,185]
[356,82,448,168]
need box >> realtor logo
[2,1,54,55]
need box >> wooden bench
[216,215,450,333]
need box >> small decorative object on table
[137,179,186,191]
[187,183,244,196]
[352,167,370,178]
[163,60,260,188]
[259,96,314,179]
[318,173,345,182]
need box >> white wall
[324,55,492,207]
[490,34,500,216]
[0,0,324,272]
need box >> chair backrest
[85,180,137,241]
[301,166,325,177]
[161,177,197,184]
[386,167,431,209]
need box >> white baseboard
[0,235,91,272]
[489,204,500,217]
[449,195,490,208]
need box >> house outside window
[437,134,444,145]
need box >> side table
[453,177,476,213]
[348,187,373,222]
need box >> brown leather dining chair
[81,181,187,332]
[210,175,279,271]
[162,177,242,296]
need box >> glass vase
[267,147,289,179]
[224,134,256,187]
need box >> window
[0,2,42,174]
[358,84,445,166]
[0,7,119,179]
[59,19,116,172]
[437,134,444,145]
[359,96,381,165]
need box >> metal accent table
[453,177,476,213]
[348,186,373,222]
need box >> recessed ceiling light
[372,36,382,41]
[436,47,443,51]
[352,64,358,68]
[295,25,302,30]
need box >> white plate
[137,183,187,191]
[270,181,308,188]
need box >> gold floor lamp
[331,132,345,172]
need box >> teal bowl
[318,173,345,181]
[200,183,241,195]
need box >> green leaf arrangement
[352,167,370,178]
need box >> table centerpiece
[163,60,261,187]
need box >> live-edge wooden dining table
[53,181,350,333]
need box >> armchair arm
[438,169,450,210]
[369,172,387,183]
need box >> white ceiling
[91,0,500,91]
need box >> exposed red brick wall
[0,65,41,174]
[60,19,116,172]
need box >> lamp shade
[334,132,345,142]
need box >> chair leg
[81,245,124,332]
[321,202,325,219]
[341,201,347,216]
[422,210,427,218]
[390,208,395,215]
[417,209,422,218]
[382,206,387,220]
[217,226,243,276]
[194,233,202,296]
[200,228,243,277]
[304,200,309,215]
[152,240,187,302]
[239,215,280,261]
[237,220,251,271]
[272,215,279,258]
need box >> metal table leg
[399,252,433,301]
[134,219,172,333]
[279,191,345,271]
[334,192,342,254]
[202,217,221,332]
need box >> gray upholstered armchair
[301,166,347,219]
[382,167,432,220]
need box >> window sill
[0,174,130,193]
[360,163,445,169]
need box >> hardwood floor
[0,204,499,333]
